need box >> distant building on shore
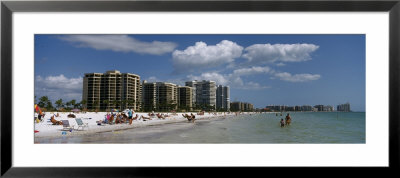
[216,85,230,111]
[337,102,351,112]
[178,86,194,111]
[142,81,178,111]
[324,105,334,112]
[301,105,313,111]
[82,70,141,110]
[314,105,324,112]
[231,101,254,112]
[185,80,217,110]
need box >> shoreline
[34,112,241,139]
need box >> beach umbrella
[111,109,119,112]
[34,104,42,115]
[71,108,81,113]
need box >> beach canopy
[71,108,81,112]
[34,104,42,115]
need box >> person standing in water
[280,118,285,127]
[285,113,292,126]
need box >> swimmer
[285,113,292,126]
[280,119,285,127]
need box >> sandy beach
[34,111,237,138]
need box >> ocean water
[36,112,365,144]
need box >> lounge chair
[75,118,89,130]
[61,120,74,131]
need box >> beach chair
[75,118,89,130]
[61,120,74,131]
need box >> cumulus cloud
[35,75,83,102]
[187,72,230,86]
[172,40,243,73]
[276,62,286,67]
[273,72,321,82]
[187,72,269,90]
[232,66,273,76]
[242,43,319,64]
[59,35,177,55]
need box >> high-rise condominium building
[216,85,230,111]
[178,86,194,110]
[231,102,254,112]
[337,102,351,112]
[185,80,216,109]
[82,70,141,110]
[142,81,178,111]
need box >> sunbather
[50,115,63,125]
[140,115,152,121]
[156,113,165,119]
[129,114,139,125]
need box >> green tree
[93,99,100,110]
[127,99,135,109]
[122,99,128,110]
[65,101,71,110]
[112,100,120,110]
[80,99,87,110]
[70,99,77,109]
[103,100,110,110]
[38,96,49,108]
[55,99,64,110]
[46,101,54,111]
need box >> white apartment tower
[185,80,217,109]
[82,70,141,110]
[216,85,230,111]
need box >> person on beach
[285,113,292,126]
[129,114,139,125]
[140,115,152,121]
[128,109,133,121]
[280,119,285,127]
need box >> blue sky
[34,34,365,111]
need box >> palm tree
[112,100,119,110]
[103,100,110,110]
[38,96,49,108]
[70,99,77,109]
[122,99,128,110]
[127,99,135,110]
[46,101,54,111]
[80,99,87,110]
[93,99,100,110]
[55,99,64,110]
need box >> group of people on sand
[98,109,139,125]
[280,113,292,127]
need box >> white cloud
[145,76,159,82]
[274,72,321,82]
[187,72,230,86]
[35,75,83,102]
[187,72,269,90]
[276,62,286,67]
[236,81,271,90]
[59,35,177,55]
[242,43,319,64]
[172,40,243,73]
[232,66,273,76]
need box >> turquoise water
[35,112,365,144]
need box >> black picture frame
[1,0,399,177]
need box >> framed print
[1,0,399,177]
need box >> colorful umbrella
[34,104,42,115]
[71,108,81,112]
